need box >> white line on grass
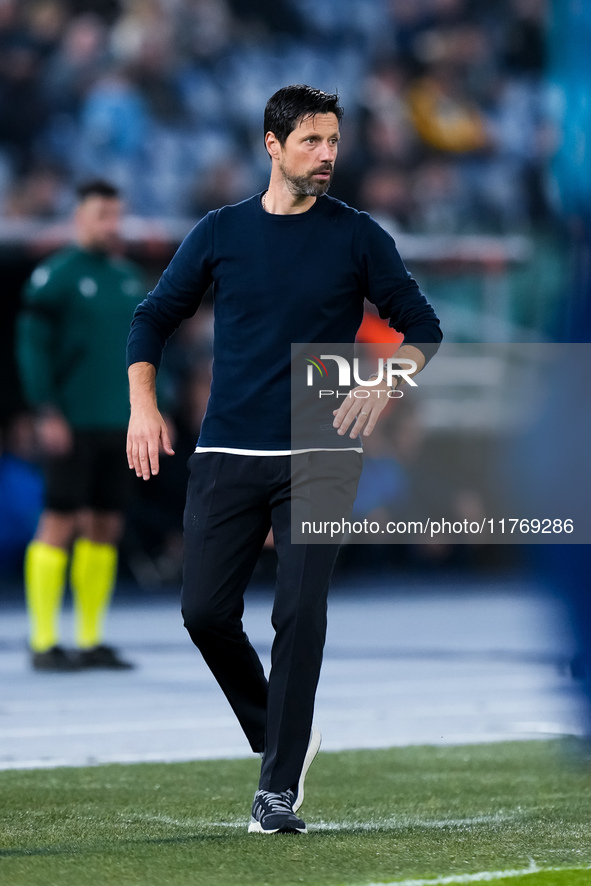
[0,717,237,739]
[365,860,591,886]
[128,811,519,832]
[125,813,215,829]
[306,813,517,832]
[0,746,253,771]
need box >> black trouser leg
[259,499,340,792]
[181,453,271,752]
[258,451,363,793]
[182,450,361,787]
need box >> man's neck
[263,177,316,215]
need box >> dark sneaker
[76,644,134,670]
[248,790,307,834]
[32,645,81,672]
[293,725,321,813]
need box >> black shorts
[43,429,132,513]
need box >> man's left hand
[332,381,393,439]
[331,344,425,438]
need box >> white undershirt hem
[194,446,363,456]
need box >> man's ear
[265,131,281,160]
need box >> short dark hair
[264,85,343,147]
[76,179,120,202]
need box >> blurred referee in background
[17,180,144,671]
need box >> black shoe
[76,644,134,670]
[248,790,307,834]
[32,645,81,672]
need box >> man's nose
[319,141,335,162]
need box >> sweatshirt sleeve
[359,213,442,362]
[126,214,214,371]
[17,261,66,410]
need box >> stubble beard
[279,162,333,198]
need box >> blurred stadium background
[0,0,588,586]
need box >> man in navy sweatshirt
[126,84,442,834]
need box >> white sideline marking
[0,746,253,771]
[131,812,518,832]
[127,814,214,828]
[306,813,517,832]
[365,860,591,885]
[0,716,237,739]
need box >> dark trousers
[181,450,361,793]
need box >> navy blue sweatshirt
[126,193,442,450]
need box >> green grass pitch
[1,740,590,886]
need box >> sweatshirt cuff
[126,342,162,372]
[398,331,443,365]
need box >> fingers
[333,402,370,438]
[333,397,369,433]
[127,435,157,480]
[333,390,390,438]
[161,426,175,457]
[362,409,379,437]
[127,421,175,480]
[146,438,160,478]
[332,401,354,435]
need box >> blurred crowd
[0,0,564,583]
[0,0,554,233]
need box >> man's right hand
[127,361,175,480]
[127,407,175,480]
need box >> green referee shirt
[17,246,145,430]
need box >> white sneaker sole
[293,725,322,813]
[248,820,307,834]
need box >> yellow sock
[24,540,68,653]
[70,538,118,649]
